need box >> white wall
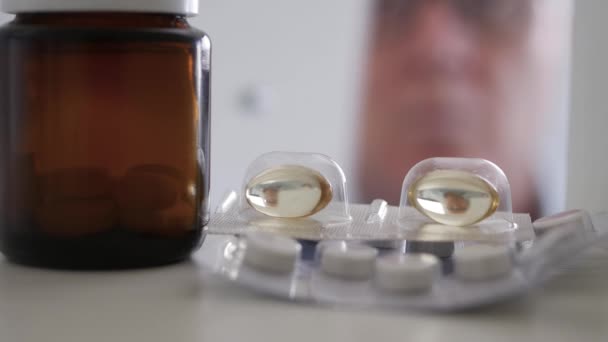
[568,1,608,211]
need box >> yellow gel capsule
[408,170,499,227]
[245,165,333,218]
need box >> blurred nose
[400,2,480,77]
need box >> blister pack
[203,152,606,311]
[202,209,606,311]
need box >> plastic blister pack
[204,151,608,311]
[209,153,534,243]
[201,209,608,311]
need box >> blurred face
[359,0,570,213]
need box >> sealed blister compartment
[399,158,516,236]
[202,211,604,312]
[315,241,379,280]
[216,152,352,233]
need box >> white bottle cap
[242,233,302,274]
[375,254,439,293]
[533,209,593,235]
[453,245,512,281]
[1,0,199,16]
[320,244,378,280]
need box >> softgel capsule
[243,233,302,274]
[202,210,607,312]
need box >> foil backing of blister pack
[208,201,535,243]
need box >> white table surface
[1,234,607,342]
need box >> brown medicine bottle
[0,0,211,269]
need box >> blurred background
[0,0,605,218]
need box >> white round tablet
[453,245,512,281]
[375,253,440,292]
[320,244,378,280]
[243,233,302,274]
[533,210,593,235]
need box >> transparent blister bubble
[201,210,607,312]
[214,152,352,236]
[398,158,516,239]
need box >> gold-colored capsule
[245,165,333,218]
[408,170,499,227]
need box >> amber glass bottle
[0,1,210,269]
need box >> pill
[533,209,593,235]
[320,244,378,280]
[453,245,512,281]
[375,253,440,292]
[408,170,499,226]
[36,199,117,237]
[39,167,112,200]
[243,233,302,274]
[114,164,183,211]
[245,165,333,218]
[120,201,195,237]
